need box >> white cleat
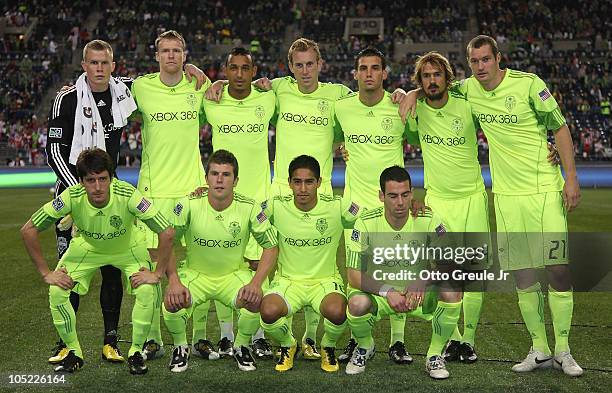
[426,355,450,379]
[345,347,375,375]
[553,352,583,377]
[512,347,552,372]
[168,345,190,373]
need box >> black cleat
[234,345,256,371]
[54,350,84,373]
[128,352,148,375]
[459,342,478,363]
[48,341,69,364]
[338,338,357,364]
[218,337,234,358]
[192,339,220,360]
[443,340,461,362]
[388,341,413,364]
[251,338,273,359]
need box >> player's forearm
[250,246,278,287]
[554,125,578,179]
[20,221,51,277]
[154,227,175,278]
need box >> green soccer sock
[49,286,82,358]
[450,325,462,342]
[191,300,211,343]
[517,283,551,355]
[129,283,159,356]
[548,286,573,354]
[147,300,164,346]
[426,301,461,358]
[235,309,261,348]
[462,292,483,345]
[261,316,295,348]
[321,318,347,348]
[302,306,321,343]
[347,311,375,350]
[162,305,189,346]
[389,312,406,345]
[215,300,235,341]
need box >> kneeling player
[345,166,462,379]
[22,149,174,375]
[162,150,278,372]
[259,155,360,372]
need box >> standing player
[259,155,360,372]
[161,150,278,372]
[334,47,414,364]
[130,30,211,359]
[345,166,461,379]
[22,149,175,375]
[405,51,490,364]
[199,47,276,359]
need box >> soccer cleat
[338,338,357,364]
[54,350,84,373]
[345,347,375,375]
[443,340,461,362]
[388,341,413,364]
[168,345,190,373]
[302,337,321,360]
[192,339,220,360]
[321,346,339,372]
[553,351,583,377]
[102,338,125,363]
[512,347,553,372]
[48,341,69,364]
[127,352,147,375]
[234,345,256,371]
[275,342,298,372]
[142,339,165,360]
[251,338,273,359]
[218,337,235,358]
[459,342,478,363]
[426,355,450,379]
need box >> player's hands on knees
[164,280,191,313]
[339,145,349,162]
[386,290,409,313]
[189,186,208,198]
[238,283,262,306]
[547,142,561,166]
[44,267,74,290]
[399,90,418,124]
[563,176,581,212]
[391,88,407,104]
[130,267,160,288]
[404,281,426,311]
[253,77,272,91]
[410,199,430,217]
[184,63,208,90]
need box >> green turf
[1,189,611,392]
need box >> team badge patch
[52,197,65,212]
[451,118,464,134]
[136,198,151,213]
[49,127,63,138]
[348,202,360,216]
[254,105,265,119]
[351,229,360,242]
[316,218,328,235]
[318,99,329,114]
[173,203,183,216]
[186,93,197,109]
[229,221,241,238]
[256,211,267,223]
[110,215,122,229]
[381,117,393,131]
[538,88,551,102]
[505,95,516,111]
[435,223,447,236]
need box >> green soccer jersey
[455,69,565,195]
[202,86,275,202]
[31,178,169,253]
[272,77,351,187]
[172,192,277,276]
[131,73,211,198]
[346,207,448,273]
[406,92,485,198]
[335,92,410,209]
[263,194,360,281]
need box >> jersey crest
[229,221,241,238]
[110,215,123,229]
[316,218,328,235]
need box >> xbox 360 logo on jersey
[451,118,463,134]
[505,95,516,112]
[110,215,122,229]
[229,221,241,238]
[254,105,265,119]
[316,218,328,235]
[381,117,393,131]
[318,100,329,114]
[186,93,197,109]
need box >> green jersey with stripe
[335,92,410,209]
[455,69,565,195]
[263,194,360,281]
[406,92,485,198]
[272,77,351,187]
[172,192,277,276]
[131,73,211,198]
[202,86,276,202]
[31,178,169,253]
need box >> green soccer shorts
[346,285,434,322]
[265,275,345,316]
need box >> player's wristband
[378,284,394,298]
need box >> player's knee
[347,295,371,317]
[546,264,572,291]
[49,285,71,306]
[323,307,346,325]
[133,283,157,306]
[260,296,285,324]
